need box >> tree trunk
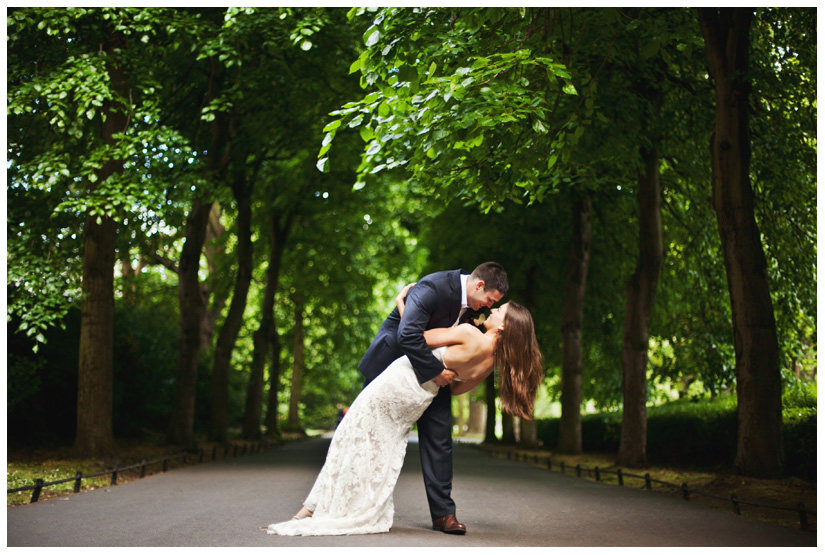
[242,210,288,440]
[519,418,538,449]
[167,198,213,446]
[209,167,254,443]
[557,194,592,454]
[287,293,306,432]
[167,60,230,446]
[501,413,516,445]
[455,393,467,436]
[484,373,498,443]
[75,212,118,461]
[617,114,664,469]
[264,324,283,439]
[698,8,783,478]
[73,35,127,461]
[200,202,228,350]
[468,398,485,435]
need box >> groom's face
[467,280,504,311]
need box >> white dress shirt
[453,274,470,326]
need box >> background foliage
[6,7,816,479]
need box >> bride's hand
[397,282,416,301]
[433,368,456,387]
[396,282,417,316]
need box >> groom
[358,261,509,535]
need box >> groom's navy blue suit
[358,269,464,520]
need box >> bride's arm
[450,367,493,396]
[396,282,416,317]
[423,324,475,348]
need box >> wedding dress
[267,347,444,536]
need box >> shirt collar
[460,273,469,309]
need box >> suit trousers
[415,384,455,520]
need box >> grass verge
[7,433,308,507]
[481,444,816,534]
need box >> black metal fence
[490,448,816,532]
[7,440,280,504]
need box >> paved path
[6,436,816,547]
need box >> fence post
[199,449,204,464]
[31,479,43,503]
[644,473,652,490]
[617,469,624,486]
[560,461,565,474]
[547,457,552,471]
[111,464,118,486]
[595,467,601,481]
[74,471,83,493]
[163,458,169,473]
[576,464,581,477]
[797,503,809,531]
[731,494,740,515]
[681,483,689,501]
[140,459,147,479]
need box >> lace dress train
[267,348,443,536]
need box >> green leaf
[365,29,381,47]
[471,57,489,69]
[349,58,362,74]
[562,82,578,95]
[322,119,342,132]
[359,126,374,142]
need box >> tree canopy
[7,7,816,478]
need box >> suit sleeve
[396,281,447,384]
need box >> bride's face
[484,302,509,331]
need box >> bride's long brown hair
[495,302,544,420]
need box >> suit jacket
[358,269,465,384]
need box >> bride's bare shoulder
[458,323,484,334]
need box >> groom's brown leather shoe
[432,514,467,535]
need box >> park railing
[488,448,816,532]
[7,439,285,504]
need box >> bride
[266,286,543,536]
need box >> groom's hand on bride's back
[433,369,456,387]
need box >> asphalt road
[6,435,817,547]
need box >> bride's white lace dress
[267,347,444,536]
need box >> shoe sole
[433,527,467,535]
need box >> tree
[557,194,592,454]
[698,7,783,477]
[8,7,198,458]
[73,27,127,460]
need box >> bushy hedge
[536,391,816,481]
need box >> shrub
[537,392,816,480]
[782,407,816,481]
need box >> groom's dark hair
[470,262,509,295]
